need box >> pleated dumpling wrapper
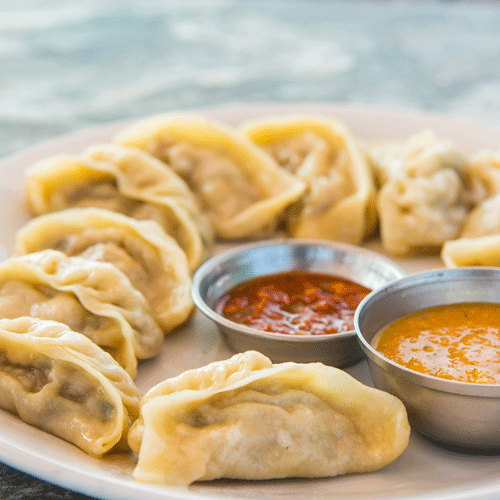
[368,130,471,255]
[14,208,193,333]
[0,249,163,379]
[241,115,377,244]
[440,151,500,268]
[114,113,307,239]
[460,150,500,212]
[24,143,212,271]
[441,235,500,267]
[128,351,410,486]
[0,316,141,457]
[457,150,500,239]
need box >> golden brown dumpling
[114,113,307,239]
[14,208,193,333]
[241,115,377,244]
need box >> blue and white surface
[1,0,500,160]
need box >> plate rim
[1,102,500,500]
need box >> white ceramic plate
[1,103,500,500]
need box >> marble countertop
[1,1,500,499]
[2,0,500,162]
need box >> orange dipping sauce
[373,302,500,384]
[215,271,371,336]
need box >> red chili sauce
[215,271,371,336]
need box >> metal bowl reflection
[192,239,405,367]
[354,267,500,450]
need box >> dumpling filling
[0,350,50,394]
[0,353,117,445]
[149,140,262,221]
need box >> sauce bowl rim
[192,237,406,344]
[354,266,500,396]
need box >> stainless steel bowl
[192,239,405,367]
[354,267,500,450]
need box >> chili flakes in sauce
[215,271,371,336]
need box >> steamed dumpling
[368,130,470,255]
[128,351,410,486]
[14,208,193,332]
[459,195,500,238]
[459,151,500,238]
[440,151,500,268]
[0,316,141,456]
[441,235,500,267]
[0,249,163,378]
[241,115,377,244]
[114,113,307,239]
[368,129,467,187]
[24,143,212,271]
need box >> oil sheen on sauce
[373,302,500,384]
[215,270,371,336]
